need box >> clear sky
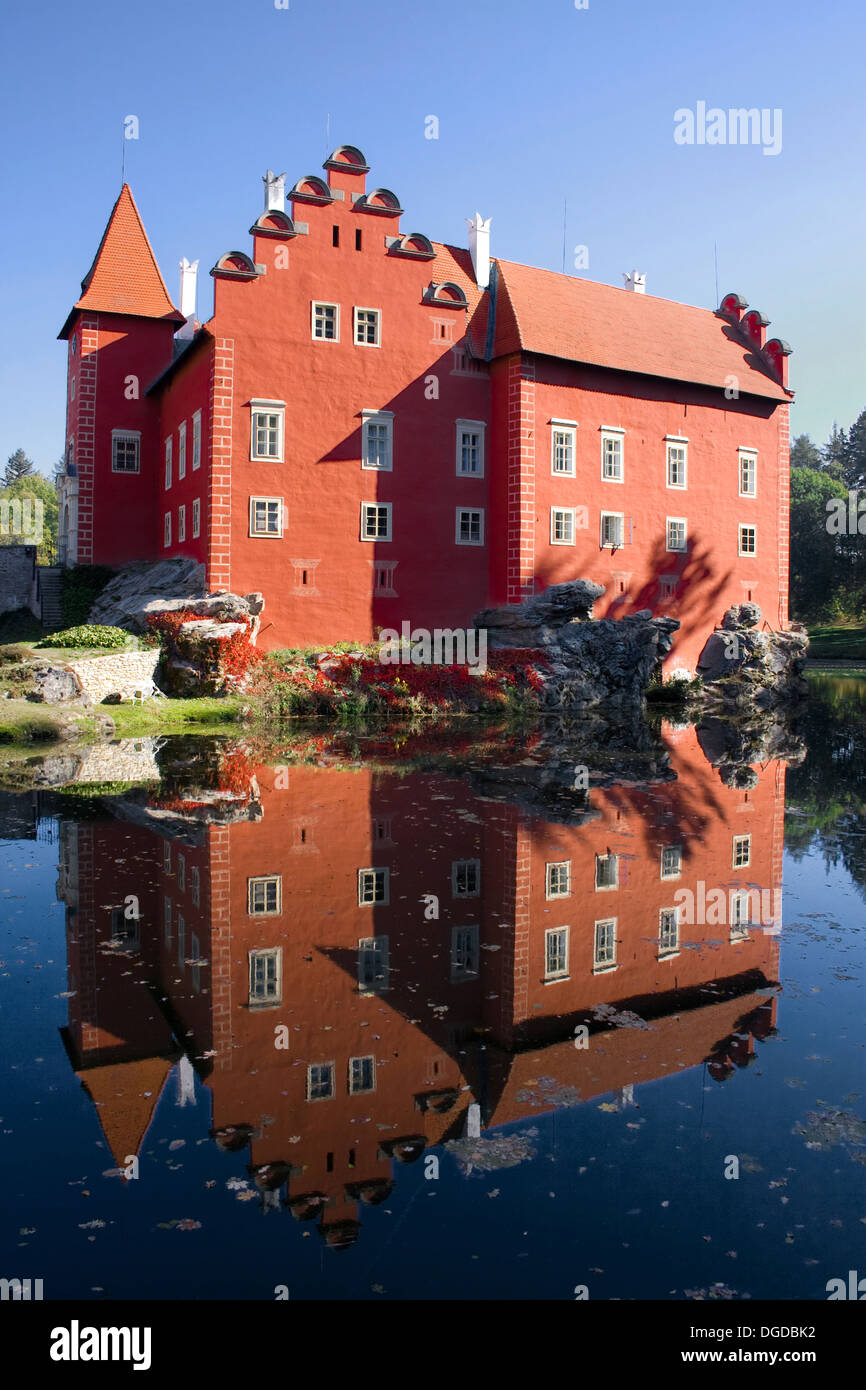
[1,0,863,474]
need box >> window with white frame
[112,431,141,473]
[601,429,624,482]
[452,859,480,897]
[451,925,480,981]
[190,865,200,907]
[730,891,751,941]
[732,834,751,869]
[593,918,617,970]
[312,302,339,340]
[178,421,187,479]
[551,422,577,476]
[177,853,186,892]
[164,436,172,489]
[660,845,683,879]
[658,907,680,957]
[192,498,200,538]
[739,524,757,556]
[362,411,393,470]
[739,450,757,497]
[250,402,285,461]
[666,438,688,489]
[70,376,75,401]
[192,410,202,469]
[361,502,392,541]
[348,1055,376,1094]
[178,504,186,542]
[551,507,575,545]
[164,895,172,945]
[163,842,172,875]
[659,575,678,600]
[254,949,303,1017]
[250,496,283,537]
[358,867,389,906]
[666,517,688,551]
[176,913,185,968]
[595,853,619,890]
[354,307,381,346]
[456,420,485,477]
[163,512,171,547]
[306,1061,334,1100]
[247,875,282,915]
[456,508,484,545]
[545,861,571,898]
[600,512,624,548]
[545,926,569,980]
[358,935,389,993]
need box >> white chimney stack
[263,169,287,214]
[177,258,199,340]
[623,269,646,294]
[467,212,491,291]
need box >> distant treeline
[791,408,866,623]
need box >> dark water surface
[1,678,863,1301]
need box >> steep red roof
[59,185,183,337]
[492,259,790,401]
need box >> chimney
[623,270,646,294]
[177,258,199,340]
[263,169,287,214]
[466,212,491,290]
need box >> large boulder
[473,581,679,709]
[90,558,207,632]
[27,665,82,703]
[697,605,809,709]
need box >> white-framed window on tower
[456,420,486,478]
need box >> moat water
[1,674,863,1301]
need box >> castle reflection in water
[54,723,784,1250]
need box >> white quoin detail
[263,169,287,213]
[466,212,491,290]
[623,269,646,293]
[177,258,199,340]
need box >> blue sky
[1,0,863,474]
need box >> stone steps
[38,567,63,630]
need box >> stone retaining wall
[66,650,161,704]
[73,738,162,784]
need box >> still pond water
[1,675,863,1301]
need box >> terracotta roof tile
[492,258,790,401]
[66,185,183,327]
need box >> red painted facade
[58,148,793,671]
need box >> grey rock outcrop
[90,558,207,630]
[27,666,82,703]
[697,605,809,709]
[475,581,679,709]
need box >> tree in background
[0,471,59,565]
[790,416,866,623]
[3,448,36,486]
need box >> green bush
[59,564,115,628]
[37,624,128,650]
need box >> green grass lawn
[807,624,866,660]
[108,697,243,736]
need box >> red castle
[57,145,793,670]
